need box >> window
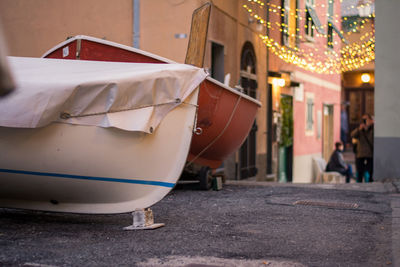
[328,0,334,19]
[305,0,315,39]
[240,42,257,99]
[282,0,298,47]
[326,0,347,48]
[327,23,334,49]
[305,92,315,134]
[305,9,314,39]
[306,0,315,7]
[305,0,326,40]
[327,0,334,49]
[306,98,314,130]
[342,16,360,33]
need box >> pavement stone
[393,200,400,209]
[0,182,397,267]
[392,196,400,267]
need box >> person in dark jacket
[326,141,354,183]
[351,114,374,183]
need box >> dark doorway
[346,88,374,138]
[239,42,258,179]
[278,94,293,182]
[211,42,224,83]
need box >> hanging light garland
[243,1,375,74]
[245,1,374,39]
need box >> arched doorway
[239,42,258,179]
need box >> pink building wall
[268,0,342,182]
[293,81,341,156]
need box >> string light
[243,1,375,74]
[245,1,373,39]
[247,0,374,17]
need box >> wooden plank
[185,2,211,67]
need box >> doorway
[211,42,224,83]
[322,104,334,162]
[239,42,258,179]
[346,88,374,138]
[278,94,293,182]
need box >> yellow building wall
[140,1,268,179]
[140,0,203,63]
[0,0,133,57]
[208,1,267,156]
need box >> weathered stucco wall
[0,0,133,57]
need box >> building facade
[265,0,342,182]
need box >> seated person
[326,142,354,183]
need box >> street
[0,182,399,267]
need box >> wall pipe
[133,0,140,48]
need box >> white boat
[0,57,207,214]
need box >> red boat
[43,35,261,170]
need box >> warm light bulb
[273,78,285,87]
[361,73,371,83]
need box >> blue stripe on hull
[0,168,175,188]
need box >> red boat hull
[43,36,261,169]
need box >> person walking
[326,141,354,183]
[351,114,374,182]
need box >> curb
[225,180,398,194]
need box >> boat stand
[123,208,164,230]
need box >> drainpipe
[266,0,271,177]
[133,0,140,48]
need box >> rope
[185,95,242,168]
[59,98,198,119]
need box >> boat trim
[205,76,261,106]
[0,168,175,188]
[41,35,176,64]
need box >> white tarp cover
[0,57,207,133]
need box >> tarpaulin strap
[59,98,197,119]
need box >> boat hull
[188,79,259,168]
[43,36,261,169]
[0,90,198,214]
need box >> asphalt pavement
[0,181,399,267]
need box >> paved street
[0,182,399,267]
